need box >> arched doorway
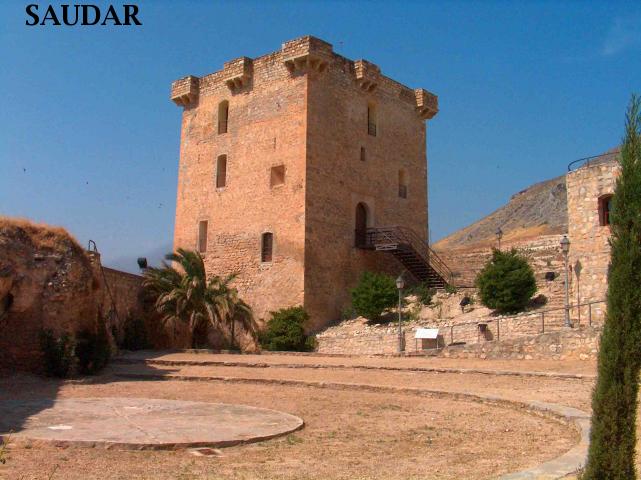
[355,202,369,247]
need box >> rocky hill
[434,174,568,251]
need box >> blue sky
[1,1,640,272]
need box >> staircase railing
[363,226,454,285]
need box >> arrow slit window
[218,101,229,134]
[198,221,208,253]
[261,232,273,263]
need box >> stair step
[364,226,452,287]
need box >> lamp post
[561,236,571,328]
[496,227,503,251]
[396,274,405,353]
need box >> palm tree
[141,248,254,349]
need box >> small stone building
[171,36,448,330]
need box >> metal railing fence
[441,299,606,346]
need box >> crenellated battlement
[281,35,333,74]
[170,35,437,121]
[172,36,437,330]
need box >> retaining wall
[439,326,601,361]
[317,321,602,360]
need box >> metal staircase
[355,226,453,288]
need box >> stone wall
[317,323,601,360]
[566,156,618,315]
[172,39,308,328]
[439,301,605,347]
[303,40,432,331]
[318,149,619,358]
[437,234,564,294]
[0,219,100,371]
[315,291,607,356]
[439,326,601,361]
[317,329,411,356]
[172,36,437,331]
[96,262,182,350]
[438,234,569,314]
[0,217,165,372]
[95,263,142,323]
[438,232,610,334]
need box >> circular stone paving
[0,397,303,450]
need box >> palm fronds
[141,249,255,349]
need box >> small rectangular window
[360,147,366,162]
[367,104,377,137]
[218,101,229,134]
[599,195,613,226]
[398,169,408,198]
[216,155,227,188]
[198,221,208,253]
[270,165,285,187]
[261,232,273,262]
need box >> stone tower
[171,36,443,331]
[566,149,620,320]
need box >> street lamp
[560,236,571,328]
[496,227,503,251]
[396,274,405,353]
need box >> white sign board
[414,328,439,339]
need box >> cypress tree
[583,95,641,479]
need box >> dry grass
[0,216,84,254]
[0,363,581,480]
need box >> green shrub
[444,284,458,294]
[340,305,355,321]
[351,271,398,321]
[75,318,111,375]
[259,306,313,352]
[120,315,150,351]
[304,335,317,352]
[39,329,74,378]
[408,282,436,305]
[475,248,536,314]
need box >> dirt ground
[121,351,598,376]
[0,353,608,480]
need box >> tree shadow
[0,361,176,443]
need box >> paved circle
[0,397,304,450]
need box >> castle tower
[566,149,620,322]
[171,36,441,331]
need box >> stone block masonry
[438,234,571,325]
[440,326,601,361]
[171,36,439,331]
[317,323,602,361]
[566,156,619,317]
